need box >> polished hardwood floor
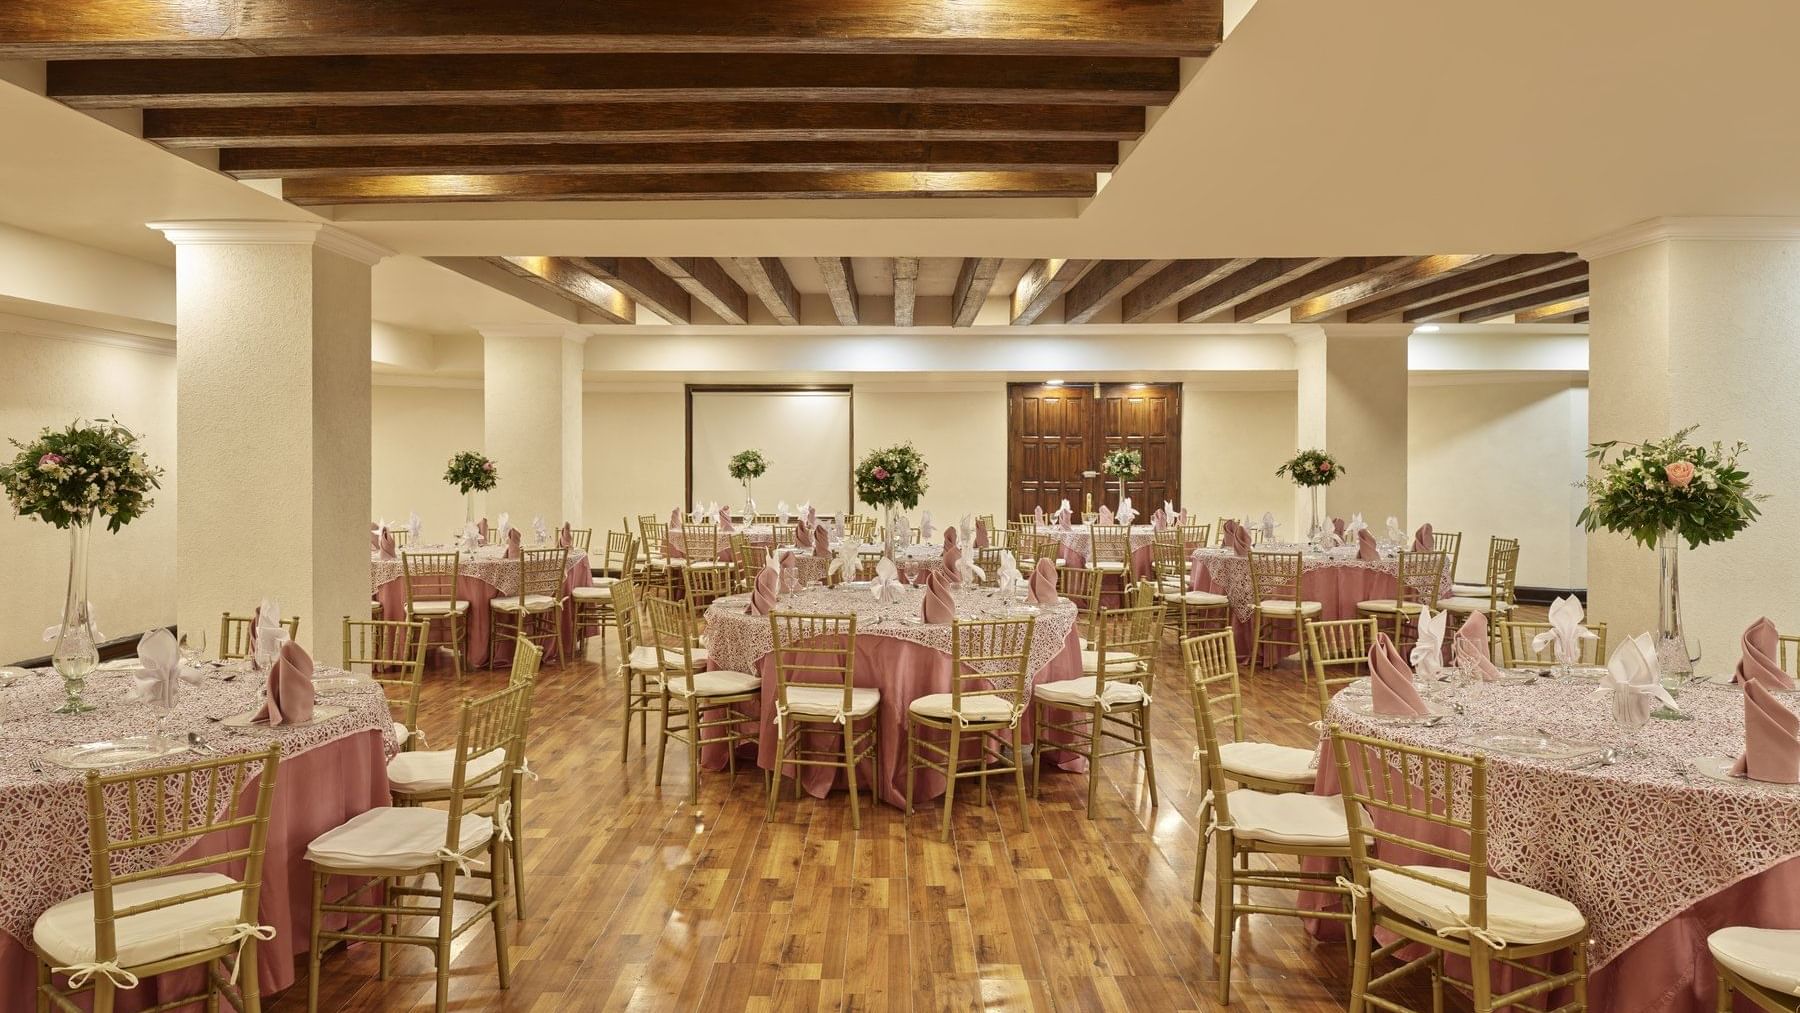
[275,610,1546,1012]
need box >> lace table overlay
[1034,523,1157,561]
[1327,676,1800,967]
[1192,545,1449,620]
[669,524,789,552]
[703,584,1078,691]
[370,544,588,596]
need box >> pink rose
[1665,460,1695,488]
[872,467,889,480]
[37,453,62,470]
[1318,460,1331,472]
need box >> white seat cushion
[386,747,508,793]
[570,584,612,601]
[591,575,621,587]
[1035,676,1147,710]
[783,684,880,719]
[1370,866,1586,945]
[1093,560,1129,572]
[1257,600,1323,616]
[1450,582,1492,597]
[1165,589,1229,606]
[1709,927,1800,995]
[909,692,1015,723]
[34,872,243,969]
[1356,599,1423,614]
[1080,649,1145,674]
[392,720,411,745]
[307,807,494,872]
[407,600,468,616]
[1436,596,1514,613]
[628,644,708,671]
[1222,789,1349,847]
[1218,741,1319,785]
[666,669,761,697]
[491,593,559,612]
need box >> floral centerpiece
[444,450,498,523]
[1276,449,1345,542]
[0,418,164,712]
[1579,426,1763,678]
[854,443,929,556]
[1101,448,1143,511]
[728,448,769,510]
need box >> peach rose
[1665,460,1695,488]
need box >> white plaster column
[480,327,585,528]
[152,220,387,666]
[1291,324,1412,530]
[1583,218,1800,656]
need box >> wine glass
[178,630,206,667]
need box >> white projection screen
[688,389,853,513]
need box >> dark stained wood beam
[280,171,1097,204]
[576,257,690,324]
[144,103,1143,148]
[1062,259,1171,324]
[734,258,800,325]
[1346,252,1576,322]
[816,258,860,325]
[892,257,919,327]
[951,257,1004,327]
[1573,310,1590,324]
[1010,259,1095,325]
[1289,254,1487,323]
[1176,258,1332,323]
[1232,256,1412,323]
[49,54,1179,108]
[1406,261,1589,322]
[1458,282,1590,323]
[487,256,633,324]
[1119,258,1250,323]
[1514,297,1590,324]
[218,139,1122,179]
[0,1,1221,59]
[646,258,748,324]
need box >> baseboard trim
[1513,586,1587,606]
[8,628,173,670]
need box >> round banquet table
[699,582,1086,807]
[1033,523,1156,579]
[0,660,395,1011]
[1312,674,1800,1013]
[1189,543,1450,663]
[371,544,590,667]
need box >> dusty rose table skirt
[1192,560,1400,664]
[0,728,391,1011]
[375,558,591,668]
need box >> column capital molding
[1285,322,1414,345]
[146,219,391,266]
[474,323,590,342]
[1577,216,1800,261]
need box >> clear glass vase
[1655,528,1693,687]
[464,491,476,525]
[51,516,99,714]
[1308,486,1324,545]
[884,506,903,559]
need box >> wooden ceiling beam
[1010,259,1095,324]
[1119,258,1251,322]
[646,257,748,324]
[487,256,633,324]
[1175,258,1332,322]
[816,257,861,325]
[1572,310,1590,324]
[951,257,1004,327]
[1346,252,1576,322]
[0,1,1221,59]
[146,102,1145,148]
[734,258,800,325]
[1232,256,1413,322]
[575,257,690,324]
[1289,254,1488,323]
[1406,261,1589,322]
[48,54,1179,108]
[280,171,1097,204]
[892,257,920,327]
[1062,259,1171,324]
[1458,282,1591,323]
[1514,297,1590,324]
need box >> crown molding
[1577,216,1800,261]
[146,219,391,265]
[474,323,589,341]
[0,311,174,355]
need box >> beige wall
[583,388,685,536]
[370,383,483,537]
[1180,385,1298,531]
[0,329,176,664]
[852,385,1007,524]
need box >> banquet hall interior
[1,2,1798,1012]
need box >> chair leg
[1010,725,1029,831]
[492,838,512,989]
[1470,941,1493,1013]
[653,690,671,788]
[1348,891,1372,1013]
[1084,706,1102,820]
[306,872,324,1013]
[35,959,49,1013]
[765,729,785,823]
[1029,704,1044,798]
[940,725,960,842]
[434,860,456,1013]
[1139,708,1158,808]
[620,673,633,763]
[686,697,703,805]
[510,771,527,920]
[1193,795,1212,903]
[1573,939,1590,1011]
[1248,612,1263,678]
[844,719,862,831]
[240,920,263,1013]
[1714,971,1732,1013]
[378,877,391,982]
[1213,835,1235,1003]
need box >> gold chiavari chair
[846,514,877,542]
[1088,522,1132,581]
[1436,540,1520,654]
[1432,530,1462,583]
[677,522,727,572]
[1306,617,1378,720]
[592,526,634,585]
[854,546,886,580]
[975,513,996,542]
[1498,619,1610,669]
[1329,726,1590,1013]
[1007,521,1037,560]
[1355,550,1451,653]
[401,550,468,678]
[572,535,636,657]
[1191,644,1350,1003]
[1152,539,1229,643]
[1033,602,1162,819]
[389,528,410,550]
[488,547,569,667]
[1080,512,1099,524]
[562,526,592,553]
[1184,630,1318,820]
[1779,634,1800,682]
[1179,522,1212,552]
[752,512,779,525]
[1247,550,1321,677]
[647,596,761,805]
[1709,926,1800,1012]
[609,580,670,763]
[1450,535,1520,600]
[973,546,1004,586]
[765,612,880,828]
[343,616,430,750]
[638,517,676,596]
[682,558,737,613]
[905,615,1034,840]
[1216,517,1234,547]
[218,613,302,661]
[35,745,282,1013]
[308,681,531,1013]
[1057,566,1103,645]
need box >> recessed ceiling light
[1129,383,1146,389]
[1413,324,1441,333]
[1045,379,1064,386]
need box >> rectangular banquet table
[372,545,591,667]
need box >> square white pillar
[481,328,585,528]
[1292,325,1411,529]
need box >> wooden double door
[1006,383,1181,521]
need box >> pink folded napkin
[941,543,963,584]
[1029,555,1058,604]
[921,570,956,623]
[477,518,489,546]
[1096,506,1115,525]
[505,528,522,559]
[944,526,959,549]
[1370,632,1430,716]
[746,565,780,616]
[1412,523,1435,553]
[1225,521,1252,557]
[1150,510,1166,531]
[1730,679,1800,783]
[1057,510,1073,532]
[377,531,396,561]
[778,547,799,587]
[1734,617,1797,690]
[812,523,831,557]
[558,522,572,549]
[1177,508,1189,526]
[719,505,735,532]
[252,639,316,726]
[1454,611,1503,681]
[803,505,817,528]
[793,521,809,548]
[974,518,989,549]
[1034,506,1045,525]
[1188,548,1207,591]
[1333,517,1347,537]
[1357,529,1379,561]
[369,528,381,552]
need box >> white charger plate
[1692,754,1800,791]
[220,703,348,729]
[45,736,186,770]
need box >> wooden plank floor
[274,612,1545,1012]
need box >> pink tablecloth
[1191,548,1448,664]
[375,556,591,667]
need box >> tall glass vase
[1308,486,1324,544]
[51,516,99,714]
[884,505,903,559]
[464,491,476,524]
[1655,528,1693,683]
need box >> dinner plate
[1342,697,1453,724]
[0,666,34,687]
[220,704,348,729]
[1692,754,1800,791]
[311,675,374,694]
[97,658,141,672]
[1457,727,1606,763]
[45,736,186,770]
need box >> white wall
[370,383,484,538]
[0,328,176,664]
[1181,384,1297,530]
[583,388,685,537]
[852,385,1007,523]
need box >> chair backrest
[602,529,634,575]
[218,613,303,661]
[973,546,1004,586]
[1248,550,1305,606]
[854,546,885,580]
[846,515,877,541]
[949,616,1033,717]
[1183,629,1244,747]
[1306,617,1378,720]
[1056,567,1103,628]
[1089,523,1131,567]
[1781,634,1800,681]
[1393,550,1450,611]
[1216,518,1233,547]
[1497,620,1609,667]
[1151,540,1191,590]
[565,527,593,552]
[515,547,569,599]
[1483,537,1521,604]
[443,682,532,854]
[639,517,669,560]
[1126,580,1157,609]
[643,595,700,674]
[342,616,429,736]
[509,634,544,688]
[681,559,736,610]
[389,528,410,550]
[682,522,722,563]
[400,550,462,614]
[768,612,858,719]
[1328,727,1489,935]
[610,579,642,662]
[1432,530,1462,581]
[1091,603,1163,696]
[1179,522,1211,551]
[82,744,283,969]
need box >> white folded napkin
[919,511,935,541]
[691,502,706,524]
[126,627,202,709]
[996,550,1025,594]
[958,513,973,544]
[375,516,389,536]
[956,553,986,584]
[870,557,904,604]
[43,601,102,643]
[777,501,790,525]
[1408,607,1448,680]
[829,539,863,580]
[1058,498,1071,519]
[1260,511,1280,540]
[460,522,481,551]
[496,512,512,543]
[532,515,547,544]
[1163,500,1175,521]
[1532,595,1597,665]
[895,516,912,547]
[407,511,422,542]
[253,597,289,669]
[1117,497,1137,526]
[1592,632,1678,727]
[1319,528,1341,548]
[1345,513,1368,539]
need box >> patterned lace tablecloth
[669,524,786,552]
[1325,676,1800,967]
[1033,523,1157,561]
[702,584,1078,691]
[369,544,588,596]
[1192,544,1447,620]
[0,662,395,948]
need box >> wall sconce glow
[1045,379,1064,386]
[1413,324,1441,333]
[1128,383,1146,389]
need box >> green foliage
[855,443,929,510]
[1578,426,1763,549]
[1101,448,1144,478]
[728,448,770,481]
[0,417,164,532]
[444,450,498,494]
[1276,448,1344,488]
